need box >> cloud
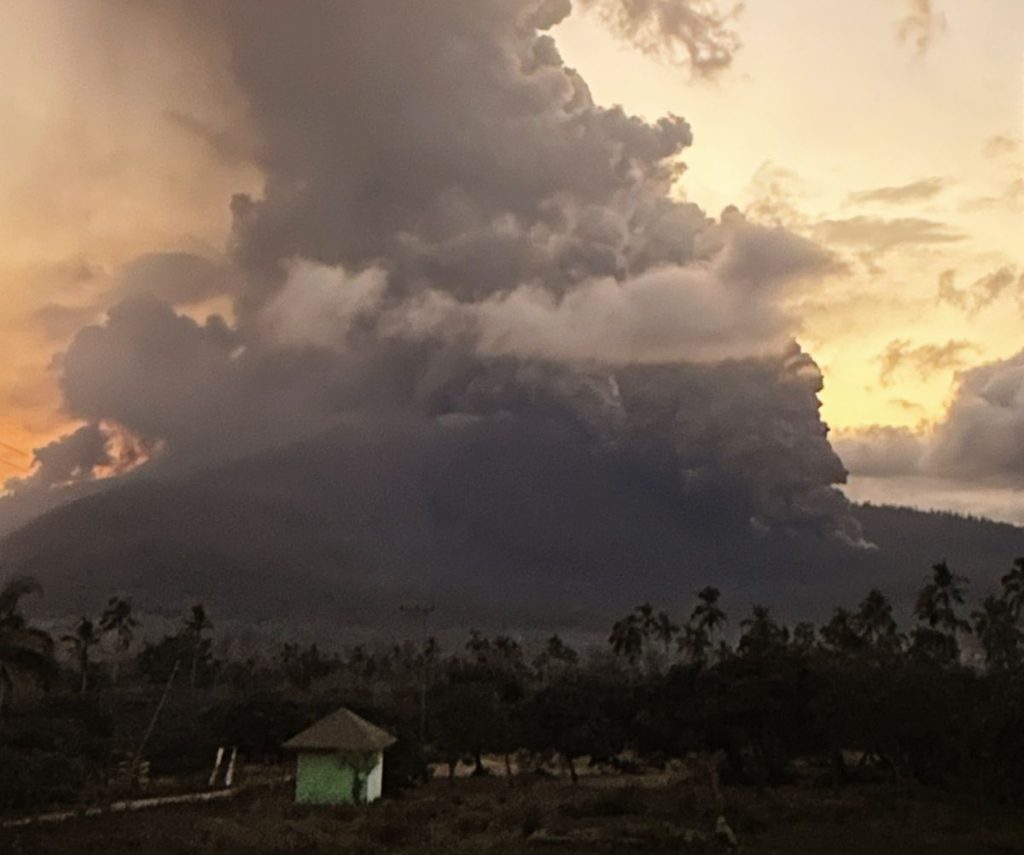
[937,266,1024,314]
[814,216,964,252]
[30,303,101,341]
[164,110,254,166]
[962,179,1024,214]
[983,135,1021,160]
[578,0,742,74]
[847,176,950,205]
[833,426,925,478]
[742,162,810,229]
[106,252,239,307]
[877,338,977,385]
[5,419,156,495]
[382,211,838,364]
[20,0,861,544]
[895,0,946,55]
[926,353,1024,481]
[840,349,1024,486]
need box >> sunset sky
[0,0,1022,525]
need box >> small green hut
[283,707,397,805]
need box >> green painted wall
[295,751,373,805]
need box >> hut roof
[283,707,397,752]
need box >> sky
[0,0,1022,528]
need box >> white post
[208,747,225,788]
[225,747,238,788]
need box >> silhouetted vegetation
[5,557,1024,821]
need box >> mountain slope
[2,419,1022,633]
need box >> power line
[0,441,29,458]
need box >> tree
[533,634,578,679]
[680,586,728,663]
[650,611,679,656]
[62,617,101,693]
[973,595,1023,672]
[0,576,55,714]
[790,622,817,652]
[738,605,788,658]
[100,596,140,685]
[608,612,644,665]
[1001,557,1024,620]
[183,604,213,689]
[912,561,970,666]
[820,608,864,656]
[853,589,903,656]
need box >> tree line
[3,558,1024,811]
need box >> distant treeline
[3,558,1024,812]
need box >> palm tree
[738,605,788,657]
[183,604,213,689]
[635,603,656,637]
[608,612,644,665]
[915,561,970,633]
[791,622,817,652]
[100,596,140,685]
[0,575,55,714]
[913,561,971,665]
[651,611,679,656]
[973,595,1023,672]
[62,617,101,693]
[691,587,727,637]
[680,587,727,663]
[820,607,863,655]
[853,589,904,655]
[534,634,579,677]
[1000,557,1024,620]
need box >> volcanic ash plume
[10,0,862,545]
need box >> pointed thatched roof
[283,707,397,752]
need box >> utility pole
[132,658,180,789]
[400,603,435,751]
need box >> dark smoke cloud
[6,423,110,492]
[107,252,238,307]
[15,0,862,545]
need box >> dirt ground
[4,772,1024,854]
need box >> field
[5,771,1024,854]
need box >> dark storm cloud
[847,177,950,206]
[18,0,863,544]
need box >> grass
[4,772,1024,854]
